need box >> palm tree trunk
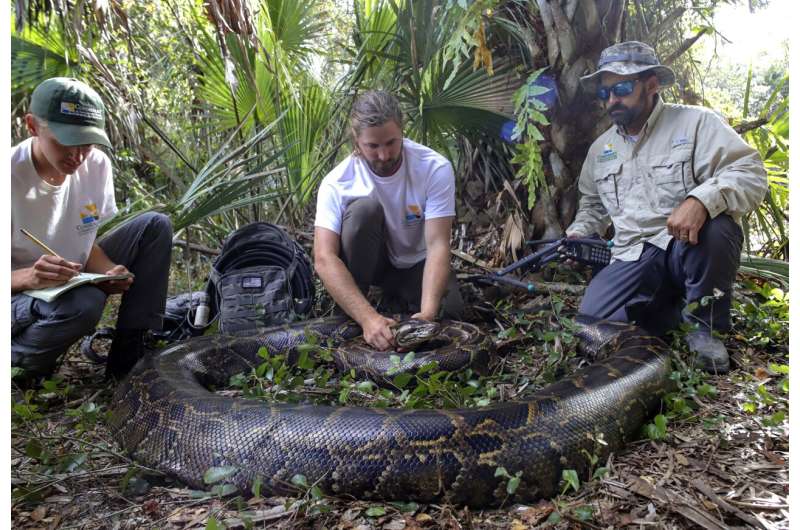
[529,0,625,238]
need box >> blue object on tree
[500,120,516,143]
[531,73,558,110]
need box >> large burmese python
[109,316,672,507]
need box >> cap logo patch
[60,101,102,121]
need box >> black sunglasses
[596,79,639,101]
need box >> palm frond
[11,31,78,96]
[260,0,326,64]
[739,254,789,288]
[420,58,518,129]
[172,111,291,232]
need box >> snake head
[393,319,442,349]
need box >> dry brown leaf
[754,367,770,380]
[30,505,47,522]
[51,483,69,494]
[701,498,717,510]
[43,495,72,504]
[510,520,527,530]
[342,508,361,522]
[402,515,424,530]
[46,514,61,530]
[518,501,554,525]
[143,499,161,517]
[617,511,637,526]
[500,211,525,262]
[383,518,406,530]
[764,451,786,465]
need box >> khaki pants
[339,197,464,318]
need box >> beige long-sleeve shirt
[567,98,768,261]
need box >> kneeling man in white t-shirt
[314,90,464,351]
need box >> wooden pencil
[19,228,65,261]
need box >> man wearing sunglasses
[566,41,767,374]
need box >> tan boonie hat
[580,41,675,93]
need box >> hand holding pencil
[19,229,82,290]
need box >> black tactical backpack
[205,222,315,334]
[82,222,316,361]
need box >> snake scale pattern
[109,316,672,506]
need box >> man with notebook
[11,77,173,382]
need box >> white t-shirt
[314,138,455,268]
[11,137,118,269]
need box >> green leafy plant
[560,468,580,495]
[740,363,788,430]
[645,414,668,441]
[741,73,789,259]
[494,465,522,495]
[203,465,239,497]
[441,0,501,87]
[510,68,551,209]
[365,505,387,517]
[205,516,223,530]
[12,390,44,424]
[661,365,714,420]
[287,473,330,516]
[64,401,103,433]
[733,280,789,347]
[580,432,610,481]
[573,505,595,522]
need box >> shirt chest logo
[405,204,422,223]
[672,136,692,148]
[597,143,618,162]
[76,203,100,234]
[80,203,99,224]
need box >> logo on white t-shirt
[404,204,423,224]
[76,203,101,233]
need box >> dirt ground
[10,270,788,530]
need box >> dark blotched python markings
[109,316,672,507]
[334,319,494,386]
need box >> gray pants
[11,212,173,377]
[579,214,742,335]
[340,197,464,319]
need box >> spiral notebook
[23,272,134,303]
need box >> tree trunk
[530,0,626,238]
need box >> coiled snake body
[109,316,672,506]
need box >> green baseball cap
[29,77,112,148]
